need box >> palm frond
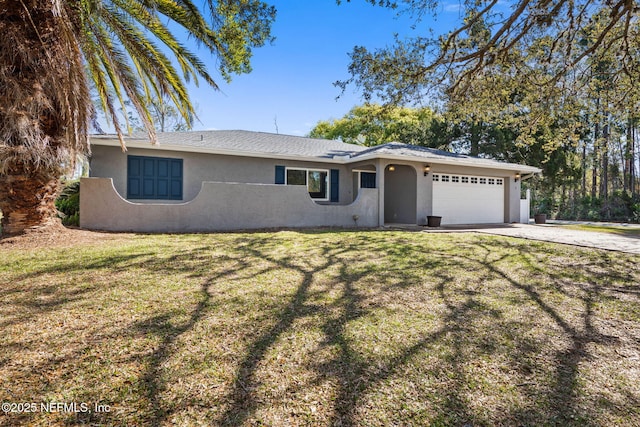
[80,0,270,143]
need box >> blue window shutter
[143,158,155,176]
[275,165,285,184]
[156,159,169,198]
[127,157,142,198]
[170,160,183,199]
[127,155,183,200]
[330,169,339,202]
[143,177,155,198]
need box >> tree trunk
[0,170,61,235]
[581,139,587,199]
[624,117,632,193]
[0,1,88,236]
[470,121,481,157]
[630,122,636,196]
[592,120,599,199]
[601,117,609,201]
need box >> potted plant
[427,215,442,227]
[533,199,548,224]
[534,212,547,224]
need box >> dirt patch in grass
[0,226,126,251]
[0,230,638,426]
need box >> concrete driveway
[462,223,640,254]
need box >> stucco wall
[80,178,379,232]
[89,145,356,204]
[87,145,525,228]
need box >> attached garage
[432,173,505,225]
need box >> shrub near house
[55,181,80,226]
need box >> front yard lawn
[1,229,638,426]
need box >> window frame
[285,167,330,201]
[356,171,377,189]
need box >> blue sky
[185,1,466,136]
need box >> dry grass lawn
[0,228,639,426]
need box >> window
[497,179,503,185]
[433,174,439,182]
[360,172,376,188]
[127,155,183,200]
[452,176,460,183]
[286,168,329,200]
[442,175,450,182]
[471,177,478,184]
[286,169,306,186]
[308,170,327,199]
[488,178,495,185]
[479,178,487,184]
[461,176,469,183]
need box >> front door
[384,165,417,224]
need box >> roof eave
[352,152,542,174]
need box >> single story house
[80,130,541,232]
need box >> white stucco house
[80,130,541,232]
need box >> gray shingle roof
[92,130,366,159]
[90,130,540,172]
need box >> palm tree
[0,0,275,235]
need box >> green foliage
[55,181,81,226]
[309,104,447,147]
[543,191,640,223]
[340,1,638,106]
[115,95,194,133]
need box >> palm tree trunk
[0,1,88,236]
[0,171,61,234]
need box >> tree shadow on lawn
[313,264,499,427]
[0,243,267,426]
[216,231,639,426]
[472,240,629,425]
[217,236,364,425]
[118,243,280,425]
[2,230,639,426]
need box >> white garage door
[432,174,505,225]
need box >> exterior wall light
[424,165,431,176]
[515,173,521,182]
[388,165,395,171]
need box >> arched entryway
[384,164,417,224]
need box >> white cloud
[442,2,463,13]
